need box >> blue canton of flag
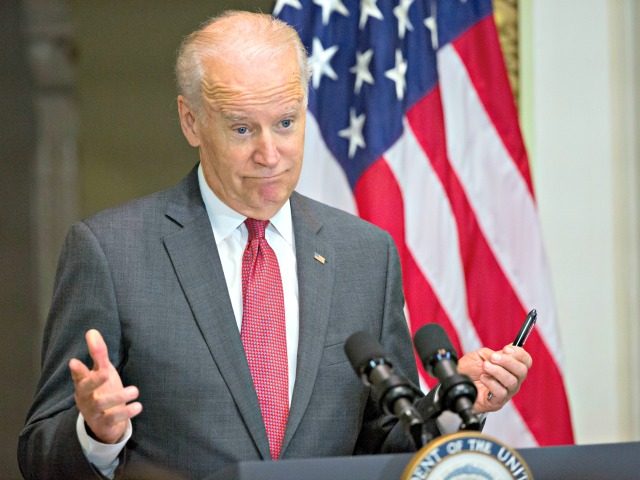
[275,0,491,187]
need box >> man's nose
[254,131,279,166]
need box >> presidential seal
[401,431,533,480]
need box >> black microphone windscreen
[414,323,457,366]
[344,331,387,374]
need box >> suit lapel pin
[314,252,326,264]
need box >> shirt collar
[197,164,294,246]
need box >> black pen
[513,309,537,347]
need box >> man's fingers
[98,402,143,426]
[478,374,508,412]
[70,359,111,393]
[483,359,520,392]
[92,386,139,412]
[85,400,142,426]
[480,373,507,398]
[68,358,91,383]
[476,347,495,362]
[70,365,110,393]
[481,346,530,397]
[126,401,143,419]
[503,345,533,369]
[88,401,142,426]
[493,347,530,384]
[86,329,111,371]
[79,386,142,442]
[465,345,531,413]
[84,401,143,444]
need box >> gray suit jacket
[19,167,436,479]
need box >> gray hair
[175,11,310,116]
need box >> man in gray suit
[18,11,531,479]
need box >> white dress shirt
[197,164,299,400]
[79,165,300,477]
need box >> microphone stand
[438,373,483,431]
[371,368,430,449]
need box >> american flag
[274,0,574,446]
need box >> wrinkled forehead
[191,13,306,112]
[201,46,305,115]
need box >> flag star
[338,109,366,159]
[359,0,384,30]
[424,14,438,49]
[313,0,350,26]
[385,49,408,100]
[273,0,302,16]
[309,38,339,89]
[393,0,415,39]
[350,49,375,94]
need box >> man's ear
[177,95,201,147]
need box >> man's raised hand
[69,329,142,444]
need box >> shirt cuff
[76,413,131,478]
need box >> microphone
[344,331,427,448]
[413,324,482,430]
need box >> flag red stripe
[406,89,574,445]
[453,17,535,198]
[353,157,463,387]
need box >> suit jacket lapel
[281,192,335,454]
[161,170,271,459]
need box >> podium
[206,441,640,480]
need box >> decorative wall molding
[494,0,519,106]
[22,0,79,323]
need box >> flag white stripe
[438,45,564,365]
[384,123,479,354]
[298,114,357,215]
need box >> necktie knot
[245,218,269,242]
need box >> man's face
[180,45,306,220]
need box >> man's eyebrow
[280,107,302,117]
[220,112,248,122]
[220,105,303,122]
[273,103,304,119]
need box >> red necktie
[240,218,289,459]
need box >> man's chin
[256,194,289,215]
[232,192,290,219]
[256,181,293,202]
